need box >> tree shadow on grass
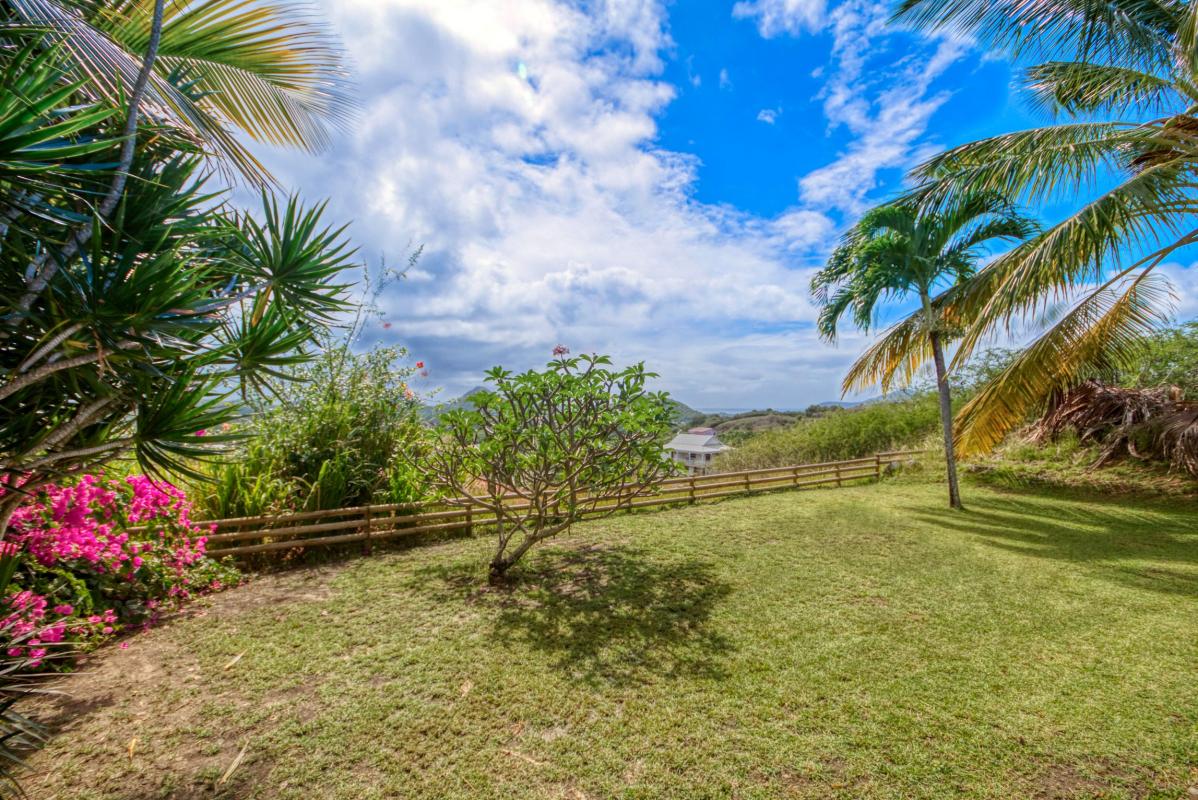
[413,544,735,687]
[912,493,1198,598]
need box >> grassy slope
[967,432,1198,498]
[28,480,1198,800]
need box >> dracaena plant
[893,0,1198,454]
[0,29,357,538]
[0,9,355,795]
[423,352,677,582]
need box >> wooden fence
[189,449,929,560]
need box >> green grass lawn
[28,479,1198,799]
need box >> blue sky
[248,0,1198,410]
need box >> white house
[665,427,731,476]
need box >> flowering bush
[0,475,239,667]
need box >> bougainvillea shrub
[0,475,239,666]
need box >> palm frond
[1023,61,1180,116]
[1030,380,1198,474]
[1173,0,1198,86]
[942,159,1195,369]
[9,0,351,182]
[913,122,1151,207]
[954,267,1173,454]
[892,0,1178,72]
[841,312,934,395]
[100,0,355,152]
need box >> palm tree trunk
[929,330,963,510]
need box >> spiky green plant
[0,626,72,799]
[812,195,1038,508]
[0,11,356,797]
[894,0,1198,455]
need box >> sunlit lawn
[29,479,1198,799]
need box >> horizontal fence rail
[193,449,930,559]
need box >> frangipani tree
[424,353,676,582]
[812,194,1038,508]
[894,0,1198,454]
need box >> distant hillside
[717,393,941,471]
[714,413,801,435]
[669,398,705,429]
[420,385,490,422]
[813,400,860,409]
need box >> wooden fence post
[744,473,752,494]
[875,453,882,480]
[835,464,842,487]
[688,477,696,503]
[362,506,373,555]
[466,504,473,536]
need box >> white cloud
[796,0,970,212]
[250,0,843,408]
[770,209,837,250]
[1159,262,1198,320]
[732,0,827,37]
[238,0,996,407]
[756,107,780,124]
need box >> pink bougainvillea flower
[415,361,424,369]
[195,429,207,437]
[119,642,129,649]
[420,370,429,378]
[4,472,237,668]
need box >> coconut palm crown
[893,0,1198,454]
[812,193,1039,508]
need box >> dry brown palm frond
[1032,380,1198,475]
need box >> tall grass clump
[717,394,942,471]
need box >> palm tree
[812,194,1039,508]
[893,0,1198,455]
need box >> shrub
[193,343,431,519]
[1119,320,1198,399]
[1,475,239,666]
[424,352,676,581]
[717,394,942,471]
